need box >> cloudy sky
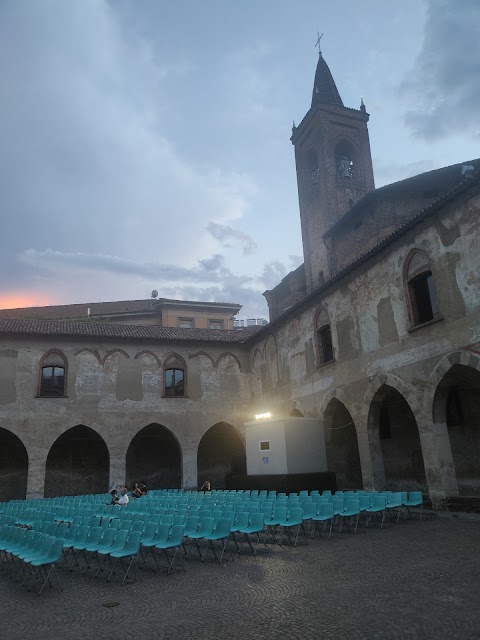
[1,0,479,318]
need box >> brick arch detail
[102,349,130,365]
[364,373,421,426]
[319,387,355,424]
[425,349,480,417]
[134,350,161,367]
[216,352,242,372]
[189,351,215,368]
[75,348,102,364]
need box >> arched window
[334,140,355,179]
[314,307,334,366]
[404,250,441,328]
[38,350,67,397]
[164,355,186,397]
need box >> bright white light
[255,412,272,420]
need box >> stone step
[447,496,480,513]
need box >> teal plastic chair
[338,499,360,533]
[204,519,234,563]
[265,506,287,544]
[73,527,103,567]
[365,495,387,528]
[405,492,423,520]
[311,502,334,539]
[154,525,186,574]
[279,508,304,546]
[185,517,214,561]
[96,529,128,577]
[386,493,403,522]
[26,538,64,594]
[236,513,266,555]
[107,531,143,585]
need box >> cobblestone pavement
[0,517,479,640]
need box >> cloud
[206,222,257,255]
[261,261,287,289]
[401,0,480,139]
[16,247,271,317]
[0,1,259,303]
[17,248,251,286]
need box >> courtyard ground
[0,516,478,640]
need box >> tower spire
[311,39,343,108]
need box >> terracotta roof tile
[0,319,261,344]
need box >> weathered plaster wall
[0,339,251,497]
[249,191,480,504]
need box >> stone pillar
[417,417,458,508]
[109,448,126,491]
[26,448,48,499]
[182,444,198,490]
[355,420,377,491]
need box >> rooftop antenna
[315,32,323,56]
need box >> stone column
[417,416,458,508]
[355,421,377,491]
[182,444,198,490]
[26,448,48,499]
[109,448,126,491]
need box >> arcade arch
[433,364,480,495]
[368,385,426,491]
[197,422,246,490]
[126,423,181,489]
[323,399,362,489]
[44,425,109,497]
[0,428,28,501]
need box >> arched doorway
[368,385,426,491]
[323,399,362,489]
[126,424,181,490]
[45,425,110,497]
[0,428,28,500]
[433,364,480,495]
[197,422,246,490]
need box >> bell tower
[291,45,375,293]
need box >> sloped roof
[0,319,261,344]
[325,159,480,237]
[311,54,344,108]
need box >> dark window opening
[40,366,65,397]
[446,388,464,427]
[409,271,438,325]
[379,406,391,440]
[335,141,354,179]
[317,325,334,365]
[165,368,185,397]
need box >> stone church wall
[249,191,480,505]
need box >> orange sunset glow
[0,293,53,310]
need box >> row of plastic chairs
[0,525,64,594]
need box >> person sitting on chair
[118,487,129,506]
[132,482,145,499]
[108,489,119,505]
[200,479,211,492]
